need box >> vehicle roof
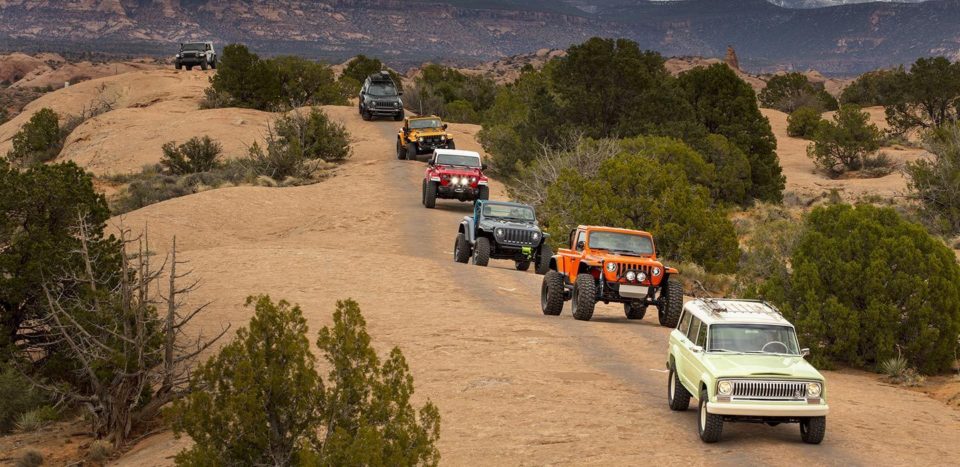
[409,115,442,120]
[434,149,481,158]
[579,225,652,236]
[478,200,532,209]
[684,299,793,327]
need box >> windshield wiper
[709,348,745,354]
[608,249,644,257]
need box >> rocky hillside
[1,0,958,74]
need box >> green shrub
[786,107,825,139]
[840,68,907,107]
[807,105,882,176]
[207,44,281,110]
[272,55,347,107]
[906,124,960,235]
[759,72,838,113]
[245,108,350,181]
[406,64,496,123]
[160,136,223,175]
[171,296,441,466]
[6,107,61,166]
[13,450,43,467]
[14,406,58,432]
[341,55,403,93]
[109,161,255,214]
[541,152,740,273]
[756,204,960,374]
[0,368,48,433]
[884,56,960,135]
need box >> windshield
[483,204,535,221]
[409,119,441,129]
[708,325,800,355]
[436,154,480,168]
[181,43,206,51]
[587,231,654,255]
[367,83,397,97]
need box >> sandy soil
[763,107,928,202]
[93,105,960,465]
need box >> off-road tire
[175,62,182,70]
[210,60,217,69]
[535,243,552,275]
[800,417,826,444]
[473,237,490,266]
[667,364,691,411]
[361,108,371,121]
[478,185,490,201]
[447,140,456,150]
[187,65,193,71]
[625,301,647,320]
[658,278,683,328]
[406,142,418,161]
[394,111,404,121]
[515,260,531,271]
[698,389,723,443]
[423,180,437,209]
[571,273,596,321]
[200,59,209,71]
[397,140,406,160]
[541,270,564,316]
[454,233,471,263]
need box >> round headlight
[450,176,460,185]
[626,271,637,282]
[605,262,616,272]
[394,102,400,107]
[652,267,661,276]
[470,176,476,183]
[418,137,424,142]
[496,228,504,237]
[718,381,733,396]
[806,382,822,398]
[440,135,446,140]
[460,178,469,185]
[532,232,540,240]
[637,272,647,282]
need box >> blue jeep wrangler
[454,200,552,274]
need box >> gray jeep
[175,42,216,71]
[454,200,552,274]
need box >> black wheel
[541,271,564,316]
[454,233,471,264]
[210,60,217,69]
[473,237,490,266]
[800,417,826,444]
[394,111,404,121]
[175,62,182,70]
[361,108,371,121]
[406,142,418,161]
[515,260,531,271]
[535,243,552,275]
[187,65,193,71]
[424,181,437,209]
[698,389,723,443]
[624,302,647,320]
[667,364,691,411]
[658,278,683,328]
[478,185,489,201]
[397,140,406,160]
[200,59,209,71]
[571,273,596,321]
[447,140,456,150]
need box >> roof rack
[700,298,782,317]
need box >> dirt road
[114,106,960,466]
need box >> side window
[696,323,708,348]
[677,309,693,334]
[576,231,586,251]
[686,317,701,342]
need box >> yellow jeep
[397,116,455,161]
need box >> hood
[435,166,481,176]
[703,354,825,381]
[409,128,447,138]
[479,218,539,231]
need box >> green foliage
[840,68,907,107]
[759,73,838,113]
[807,105,882,176]
[0,160,113,352]
[905,124,960,235]
[341,55,403,93]
[734,204,802,296]
[207,44,345,110]
[786,106,826,139]
[6,107,61,166]
[246,108,351,180]
[541,152,740,273]
[755,204,960,374]
[160,136,223,175]
[171,296,441,466]
[14,406,58,432]
[677,64,785,202]
[884,56,960,134]
[0,367,49,433]
[407,64,496,123]
[700,134,752,206]
[109,162,254,214]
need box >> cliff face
[1,0,958,74]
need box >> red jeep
[422,149,490,209]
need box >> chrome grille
[502,228,535,245]
[728,380,807,401]
[614,263,652,279]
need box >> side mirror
[442,123,448,130]
[428,159,435,166]
[576,240,585,250]
[481,163,488,171]
[800,348,810,358]
[688,345,704,353]
[398,91,404,96]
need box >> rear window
[436,154,480,168]
[678,309,693,334]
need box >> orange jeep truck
[540,226,682,326]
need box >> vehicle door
[563,229,586,283]
[677,315,704,392]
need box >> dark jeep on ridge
[454,200,553,274]
[359,71,404,121]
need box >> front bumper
[707,401,829,417]
[369,106,402,115]
[414,141,453,153]
[600,281,659,302]
[177,57,207,65]
[437,185,479,200]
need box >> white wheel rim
[700,400,707,430]
[669,373,675,400]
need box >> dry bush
[87,440,114,463]
[13,451,43,467]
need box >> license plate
[619,285,649,297]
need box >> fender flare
[459,216,477,243]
